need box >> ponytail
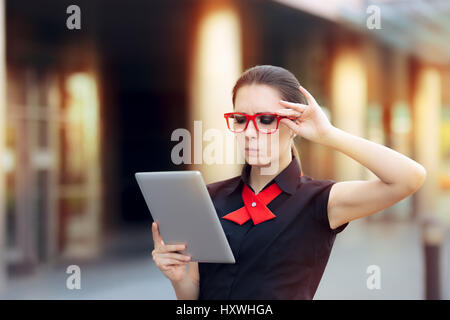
[291,142,302,174]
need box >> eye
[232,114,247,124]
[258,115,276,125]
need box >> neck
[249,151,292,194]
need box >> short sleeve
[206,184,212,197]
[314,179,348,234]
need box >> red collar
[222,182,283,225]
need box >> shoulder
[206,175,241,198]
[298,175,336,219]
[298,175,336,197]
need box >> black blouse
[198,155,349,300]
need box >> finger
[152,222,163,248]
[275,108,302,118]
[280,118,300,132]
[298,85,318,106]
[160,263,184,271]
[278,100,307,112]
[160,258,188,268]
[159,252,191,262]
[160,262,187,272]
[276,107,302,114]
[160,243,187,253]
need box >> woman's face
[233,84,293,167]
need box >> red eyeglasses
[224,112,296,134]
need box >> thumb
[280,118,300,135]
[152,221,163,245]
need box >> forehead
[234,84,281,113]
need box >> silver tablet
[135,171,235,263]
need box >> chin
[245,153,272,166]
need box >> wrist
[318,125,339,147]
[170,274,192,287]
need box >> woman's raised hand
[276,85,335,144]
[151,221,191,282]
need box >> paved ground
[0,219,449,300]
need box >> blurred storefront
[5,42,103,271]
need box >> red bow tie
[222,182,282,225]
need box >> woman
[151,65,426,299]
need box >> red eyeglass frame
[224,112,296,134]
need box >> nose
[244,118,258,138]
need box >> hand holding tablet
[151,221,191,282]
[135,171,235,264]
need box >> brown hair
[231,65,303,170]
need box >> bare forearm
[321,126,426,190]
[170,275,199,300]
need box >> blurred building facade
[0,0,449,296]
